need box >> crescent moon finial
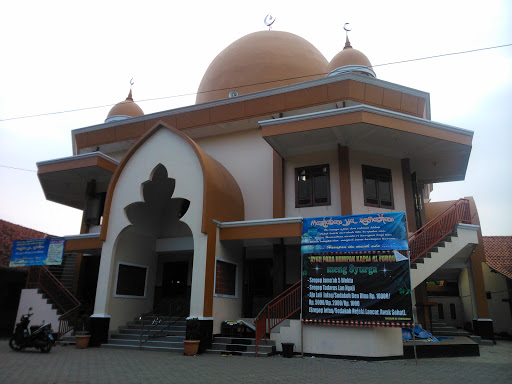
[264,14,276,30]
[343,23,352,48]
[130,78,135,86]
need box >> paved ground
[1,340,511,384]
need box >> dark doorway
[243,258,273,317]
[162,262,188,297]
[411,172,423,230]
[77,255,100,314]
[155,262,189,315]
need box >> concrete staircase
[205,336,276,357]
[47,254,77,292]
[431,322,470,337]
[430,322,494,345]
[410,224,479,289]
[101,316,186,352]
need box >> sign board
[301,213,412,327]
[302,252,413,327]
[10,238,65,267]
[301,213,408,254]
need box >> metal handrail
[254,280,301,356]
[26,266,81,312]
[26,266,82,341]
[408,198,471,263]
[138,304,189,348]
[57,306,81,340]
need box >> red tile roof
[0,219,51,268]
[483,236,512,280]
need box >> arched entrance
[110,164,193,321]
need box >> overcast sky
[0,0,511,237]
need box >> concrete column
[337,145,352,216]
[466,263,479,319]
[272,242,285,297]
[401,158,416,233]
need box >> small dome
[105,90,144,123]
[327,37,375,78]
[196,31,328,104]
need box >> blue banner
[301,213,408,254]
[10,238,65,267]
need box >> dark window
[215,260,237,296]
[362,165,394,208]
[115,263,147,297]
[295,165,330,207]
[438,303,444,320]
[450,303,457,320]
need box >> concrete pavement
[1,339,511,384]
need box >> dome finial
[127,78,134,100]
[343,23,352,49]
[264,14,276,30]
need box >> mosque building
[28,28,492,357]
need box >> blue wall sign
[301,212,408,254]
[10,238,65,267]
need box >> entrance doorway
[243,258,273,317]
[162,262,188,297]
[154,257,191,315]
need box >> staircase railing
[408,198,471,263]
[57,306,81,340]
[26,266,81,340]
[254,280,301,356]
[138,303,189,348]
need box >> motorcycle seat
[30,325,42,333]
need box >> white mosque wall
[93,128,208,331]
[284,150,341,218]
[212,229,244,333]
[271,320,403,357]
[15,289,60,333]
[196,129,274,221]
[349,150,407,215]
[108,228,157,331]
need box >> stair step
[433,330,469,336]
[106,338,184,348]
[432,326,458,331]
[118,328,185,337]
[125,323,186,330]
[210,342,274,353]
[111,334,184,342]
[101,344,184,353]
[204,349,273,357]
[133,319,186,326]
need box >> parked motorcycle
[9,307,55,353]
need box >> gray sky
[1,0,511,236]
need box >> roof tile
[0,220,52,268]
[483,236,512,280]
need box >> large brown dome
[196,31,328,104]
[106,90,144,123]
